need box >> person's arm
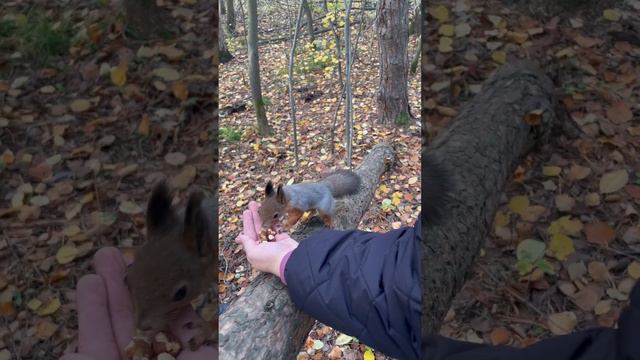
[283,215,422,360]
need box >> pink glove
[61,247,217,360]
[235,201,299,283]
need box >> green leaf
[335,334,353,346]
[517,239,545,262]
[312,340,324,350]
[515,260,533,275]
[536,259,555,274]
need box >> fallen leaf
[439,24,455,37]
[489,327,511,345]
[585,193,600,207]
[555,194,575,212]
[110,62,128,87]
[606,101,633,123]
[27,298,42,311]
[543,166,562,177]
[599,170,628,194]
[153,67,181,81]
[628,262,640,279]
[30,195,50,207]
[429,5,449,22]
[156,45,184,60]
[603,9,621,21]
[364,349,375,360]
[547,312,577,335]
[335,334,353,346]
[508,195,529,217]
[56,245,78,264]
[524,109,543,125]
[138,114,151,136]
[622,227,640,244]
[165,152,187,166]
[549,233,574,261]
[119,201,143,215]
[137,46,156,58]
[37,298,61,316]
[492,51,507,64]
[574,285,602,311]
[455,23,471,37]
[438,37,453,53]
[585,222,616,246]
[170,165,196,189]
[594,300,612,315]
[35,319,58,339]
[70,99,91,113]
[588,261,610,282]
[172,81,189,101]
[568,165,591,180]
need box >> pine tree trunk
[247,0,270,135]
[375,0,409,125]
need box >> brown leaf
[172,81,189,101]
[574,285,603,311]
[28,163,53,182]
[547,311,577,335]
[588,261,610,282]
[35,319,58,340]
[606,101,633,123]
[489,327,511,345]
[524,109,543,125]
[138,114,151,136]
[626,185,640,199]
[585,222,616,246]
[568,165,591,180]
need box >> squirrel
[259,169,361,231]
[125,181,217,352]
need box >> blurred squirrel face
[125,182,214,336]
[259,181,287,229]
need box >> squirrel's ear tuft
[276,184,286,203]
[265,181,274,196]
[147,181,175,234]
[183,191,211,257]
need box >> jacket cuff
[279,250,294,285]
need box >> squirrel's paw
[186,318,212,351]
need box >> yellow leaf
[408,177,418,185]
[153,67,180,81]
[492,51,507,64]
[37,298,61,316]
[438,37,453,53]
[27,298,42,311]
[455,23,471,37]
[543,166,562,177]
[548,216,583,236]
[364,349,375,360]
[56,245,78,264]
[628,261,640,279]
[172,80,189,101]
[110,62,128,87]
[508,195,529,217]
[138,114,151,136]
[509,31,529,44]
[550,233,575,260]
[429,5,449,22]
[439,24,455,37]
[70,99,91,113]
[603,9,621,21]
[378,184,389,194]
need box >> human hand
[235,201,299,278]
[61,247,217,360]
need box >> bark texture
[421,60,557,335]
[376,0,409,124]
[219,144,395,360]
[247,0,270,135]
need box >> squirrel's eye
[273,213,279,219]
[173,286,187,302]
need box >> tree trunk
[219,144,396,360]
[220,0,226,15]
[408,3,420,35]
[247,0,270,135]
[225,0,236,35]
[219,13,234,64]
[302,0,315,42]
[376,0,410,125]
[123,0,173,40]
[421,60,557,336]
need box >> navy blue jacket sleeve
[284,215,422,360]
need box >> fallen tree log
[219,143,395,359]
[421,60,558,335]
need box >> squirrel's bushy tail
[321,170,361,198]
[423,151,451,226]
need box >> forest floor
[425,0,640,348]
[0,0,215,358]
[218,4,421,360]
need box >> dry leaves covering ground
[425,0,640,348]
[218,3,420,359]
[0,0,215,358]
